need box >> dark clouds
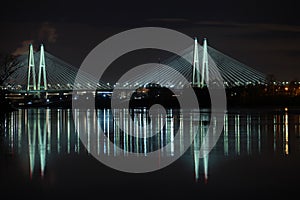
[0,0,299,25]
[38,22,58,43]
[11,23,58,56]
[12,40,34,56]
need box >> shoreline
[2,87,300,111]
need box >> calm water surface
[1,108,300,199]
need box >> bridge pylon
[201,38,209,87]
[192,38,201,87]
[27,44,36,91]
[37,44,47,90]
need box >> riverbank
[1,87,300,110]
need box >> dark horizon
[0,0,299,81]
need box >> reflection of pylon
[37,110,47,177]
[201,38,209,87]
[37,44,47,90]
[27,110,37,179]
[27,44,36,90]
[192,38,201,87]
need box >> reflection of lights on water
[223,114,228,156]
[67,110,71,154]
[235,115,240,155]
[18,110,22,154]
[246,115,251,155]
[203,155,208,184]
[27,111,36,179]
[273,115,277,152]
[3,109,294,182]
[57,109,61,153]
[194,134,200,182]
[284,112,289,155]
[258,116,261,154]
[37,110,47,177]
[47,109,51,154]
[194,132,209,184]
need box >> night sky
[0,0,299,81]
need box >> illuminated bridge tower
[27,44,36,91]
[37,44,47,90]
[201,38,209,87]
[192,38,201,87]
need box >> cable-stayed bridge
[5,38,266,92]
[7,44,111,91]
[114,38,266,89]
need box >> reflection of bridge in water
[3,108,298,182]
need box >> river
[1,107,300,199]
